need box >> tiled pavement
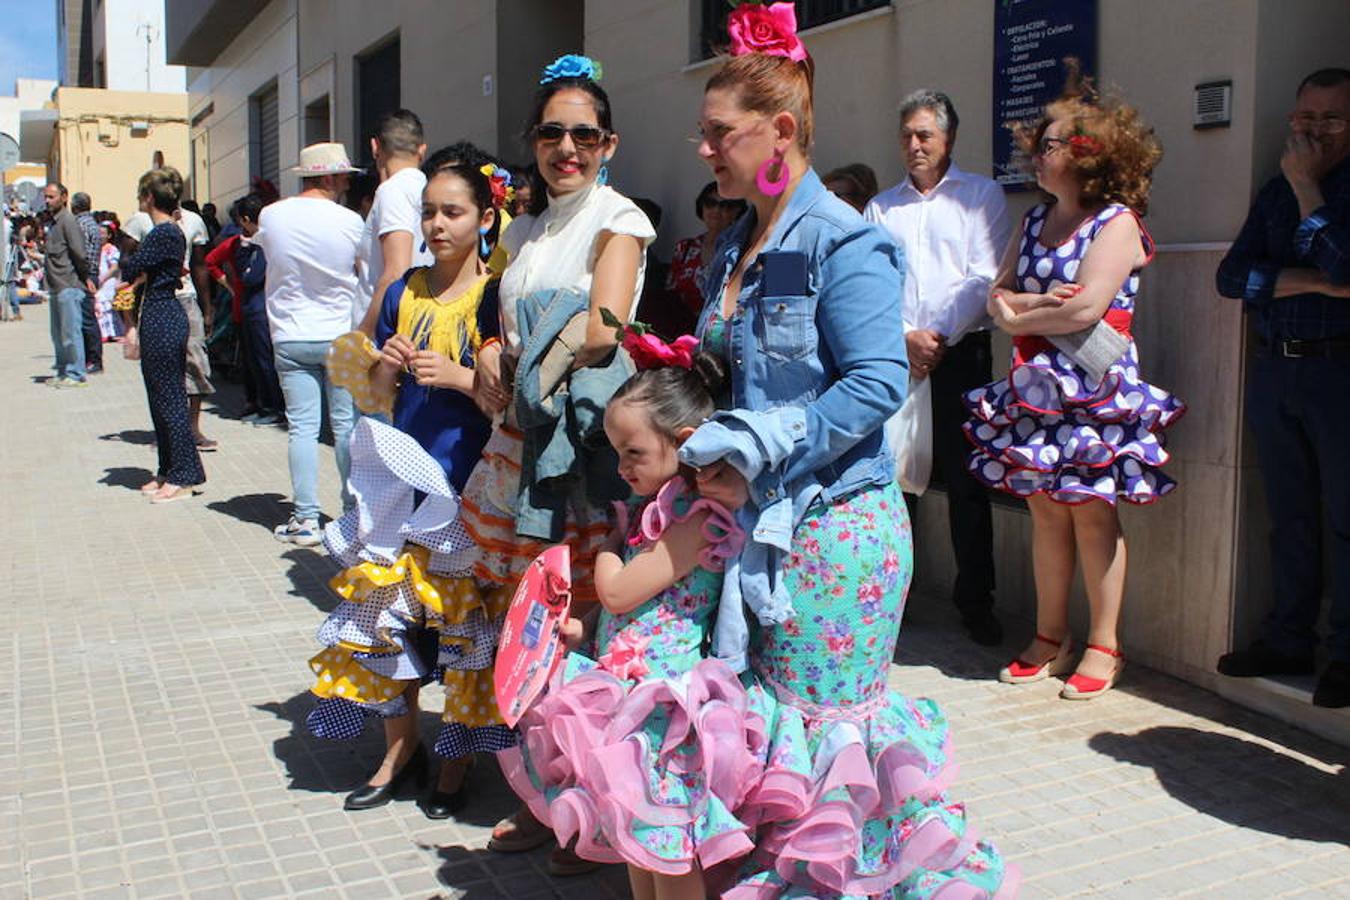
[2,314,1348,899]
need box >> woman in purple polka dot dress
[964,75,1184,700]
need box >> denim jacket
[514,287,632,540]
[691,168,909,669]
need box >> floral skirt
[963,344,1185,505]
[499,655,764,874]
[716,483,1019,899]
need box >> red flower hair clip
[600,308,700,370]
[727,2,808,62]
[1068,133,1104,158]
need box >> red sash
[1012,308,1133,367]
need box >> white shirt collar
[900,161,966,200]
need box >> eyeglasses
[1035,136,1071,156]
[1288,113,1347,134]
[532,123,609,149]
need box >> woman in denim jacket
[689,10,1017,898]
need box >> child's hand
[380,333,415,371]
[410,350,455,388]
[694,461,750,511]
[559,617,587,652]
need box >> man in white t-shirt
[355,108,432,333]
[865,89,1010,648]
[253,142,365,545]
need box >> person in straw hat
[252,142,366,545]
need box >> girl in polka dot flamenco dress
[309,157,513,816]
[964,76,1185,700]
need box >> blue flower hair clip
[539,54,603,85]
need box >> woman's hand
[693,461,751,511]
[472,345,510,415]
[379,333,416,372]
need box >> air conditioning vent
[1194,80,1232,129]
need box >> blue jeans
[50,287,87,380]
[274,339,354,521]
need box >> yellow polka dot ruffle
[331,544,510,629]
[440,666,504,728]
[309,646,411,705]
[326,330,392,416]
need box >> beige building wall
[584,0,1350,731]
[186,0,301,207]
[50,88,190,223]
[297,0,584,167]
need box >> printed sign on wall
[993,0,1098,189]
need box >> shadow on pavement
[99,428,157,445]
[206,490,290,531]
[427,833,629,898]
[1090,726,1350,844]
[31,374,54,385]
[99,465,155,491]
[280,547,339,613]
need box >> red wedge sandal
[999,633,1074,684]
[1060,644,1125,700]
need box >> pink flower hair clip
[727,2,808,62]
[600,308,701,371]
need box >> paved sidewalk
[2,315,1348,899]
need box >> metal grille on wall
[250,82,280,188]
[698,0,890,59]
[356,38,401,167]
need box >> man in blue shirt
[1215,68,1350,708]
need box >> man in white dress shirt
[865,89,1011,647]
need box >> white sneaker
[273,516,321,547]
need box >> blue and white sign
[993,0,1098,189]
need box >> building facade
[167,0,1350,742]
[58,0,188,93]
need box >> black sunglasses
[532,123,609,149]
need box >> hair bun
[690,350,729,401]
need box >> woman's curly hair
[1015,60,1163,214]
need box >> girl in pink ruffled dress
[499,346,754,900]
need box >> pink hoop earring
[755,153,790,196]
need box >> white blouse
[497,182,656,355]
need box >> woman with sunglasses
[666,181,747,327]
[448,54,655,870]
[967,68,1183,700]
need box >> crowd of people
[7,1,1348,893]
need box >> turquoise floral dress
[498,478,760,873]
[703,307,1018,898]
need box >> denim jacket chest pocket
[751,291,817,362]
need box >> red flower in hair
[727,2,808,62]
[622,331,700,370]
[601,308,699,370]
[1068,134,1104,158]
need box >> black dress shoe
[1216,641,1315,678]
[344,745,428,811]
[1313,661,1350,709]
[961,609,1005,647]
[421,782,469,820]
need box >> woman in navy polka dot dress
[120,168,206,503]
[964,72,1184,700]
